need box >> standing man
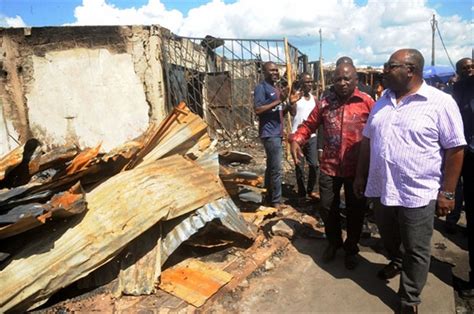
[336,56,376,99]
[446,57,473,233]
[290,63,374,270]
[254,61,288,208]
[354,49,465,313]
[289,73,320,202]
[452,57,474,299]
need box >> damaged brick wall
[0,25,168,155]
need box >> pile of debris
[0,102,256,312]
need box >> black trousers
[319,172,366,255]
[464,151,474,286]
[295,136,319,197]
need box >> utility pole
[431,14,436,66]
[319,28,325,95]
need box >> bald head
[383,48,424,95]
[389,49,423,76]
[404,49,424,75]
[336,56,354,66]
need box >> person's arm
[288,88,301,116]
[289,101,322,164]
[436,147,464,216]
[254,86,288,115]
[353,136,370,198]
[255,99,281,115]
[316,124,324,163]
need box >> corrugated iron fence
[160,33,306,143]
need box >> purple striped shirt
[363,82,466,208]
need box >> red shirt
[289,88,374,177]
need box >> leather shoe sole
[344,254,359,270]
[377,262,401,280]
[322,245,338,263]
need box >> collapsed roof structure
[0,24,305,311]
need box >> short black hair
[299,72,312,79]
[263,61,276,71]
[456,57,472,74]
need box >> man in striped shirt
[354,49,466,313]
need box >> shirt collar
[326,87,364,106]
[351,87,365,101]
[263,80,276,89]
[385,80,429,101]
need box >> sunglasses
[383,62,413,70]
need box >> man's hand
[436,193,455,216]
[280,86,290,101]
[289,88,301,104]
[353,175,366,199]
[290,141,304,165]
[317,149,323,163]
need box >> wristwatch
[439,190,455,200]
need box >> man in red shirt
[289,63,374,269]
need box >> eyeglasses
[461,64,474,70]
[383,62,413,70]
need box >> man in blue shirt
[254,61,289,208]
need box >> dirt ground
[36,135,473,313]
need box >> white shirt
[362,82,466,207]
[291,95,316,137]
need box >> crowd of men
[253,50,473,314]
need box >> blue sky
[0,0,472,66]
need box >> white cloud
[67,0,472,67]
[70,0,183,31]
[0,15,27,28]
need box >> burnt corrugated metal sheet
[0,183,86,239]
[161,197,255,263]
[0,154,228,312]
[114,138,222,296]
[0,143,26,181]
[137,103,209,168]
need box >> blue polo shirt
[254,80,284,138]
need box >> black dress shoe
[460,288,474,299]
[344,254,359,270]
[400,304,418,314]
[322,244,338,263]
[377,262,401,280]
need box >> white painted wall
[26,48,149,152]
[0,100,20,156]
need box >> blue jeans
[261,137,283,205]
[295,136,319,197]
[373,198,435,306]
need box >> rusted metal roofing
[0,143,26,182]
[161,197,255,263]
[0,139,40,186]
[159,258,233,307]
[136,103,209,168]
[126,102,210,169]
[0,154,229,312]
[0,182,86,239]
